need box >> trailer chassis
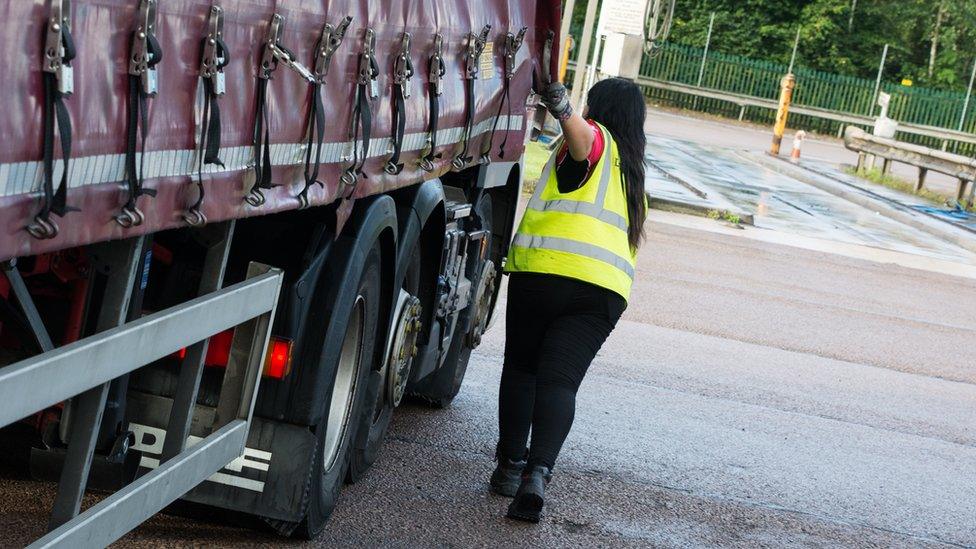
[0,228,282,548]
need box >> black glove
[541,82,573,121]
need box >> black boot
[506,465,551,523]
[490,455,527,497]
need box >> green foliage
[665,0,976,92]
[640,42,976,154]
[706,209,742,224]
[843,166,972,210]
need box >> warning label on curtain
[479,42,495,79]
[598,0,648,36]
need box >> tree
[929,0,947,79]
[658,0,976,91]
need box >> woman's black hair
[585,78,647,250]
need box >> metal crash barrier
[0,235,282,548]
[844,126,976,208]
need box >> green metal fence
[638,42,976,153]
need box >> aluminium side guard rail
[0,261,283,548]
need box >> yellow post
[558,36,574,83]
[770,73,797,156]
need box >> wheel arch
[487,162,522,266]
[392,180,446,347]
[284,195,398,426]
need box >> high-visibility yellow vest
[506,123,636,301]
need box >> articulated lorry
[0,0,560,544]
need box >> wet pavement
[644,108,963,200]
[797,162,976,232]
[645,134,976,263]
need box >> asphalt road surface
[4,108,976,547]
[3,207,975,548]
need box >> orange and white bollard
[790,130,806,163]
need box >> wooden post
[738,104,746,121]
[882,158,891,176]
[770,74,796,156]
[967,179,975,209]
[915,168,927,193]
[856,152,866,172]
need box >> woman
[491,77,648,523]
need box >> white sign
[598,0,650,37]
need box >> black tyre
[411,195,494,408]
[297,244,382,538]
[347,247,421,481]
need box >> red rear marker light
[263,337,293,379]
[205,329,234,367]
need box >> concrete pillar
[958,179,971,203]
[915,168,928,193]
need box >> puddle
[645,135,975,263]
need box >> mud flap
[126,392,316,523]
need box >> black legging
[497,272,626,470]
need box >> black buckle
[260,14,315,82]
[314,15,352,83]
[504,27,527,81]
[392,32,414,97]
[129,0,159,96]
[357,28,379,96]
[43,0,73,95]
[428,33,445,96]
[200,6,226,94]
[464,24,492,80]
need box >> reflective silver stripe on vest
[529,127,624,230]
[525,198,628,231]
[511,234,635,280]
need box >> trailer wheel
[411,195,494,408]
[297,244,382,538]
[348,249,421,481]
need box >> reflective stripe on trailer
[0,115,524,198]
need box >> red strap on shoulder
[555,120,605,182]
